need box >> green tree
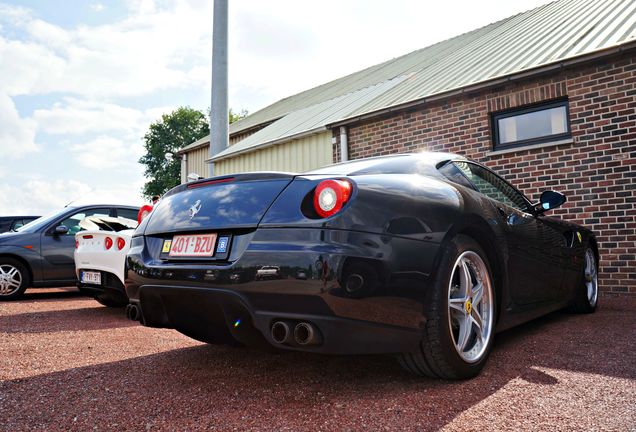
[139,107,209,199]
[229,108,248,124]
[139,107,249,199]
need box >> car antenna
[64,189,93,208]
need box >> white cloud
[33,98,172,136]
[27,19,71,49]
[0,36,66,96]
[90,3,105,13]
[0,179,92,215]
[0,177,146,215]
[0,1,212,98]
[71,135,145,171]
[0,94,38,158]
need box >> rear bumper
[126,228,439,354]
[133,285,422,354]
[77,269,127,301]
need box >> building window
[492,99,571,150]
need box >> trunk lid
[143,173,295,235]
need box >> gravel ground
[1,288,634,431]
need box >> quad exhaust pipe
[270,320,321,346]
[293,322,320,346]
[126,304,141,321]
[271,321,293,344]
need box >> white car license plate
[169,233,217,257]
[81,271,101,285]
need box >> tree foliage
[139,106,249,199]
[139,107,210,199]
[229,108,248,124]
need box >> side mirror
[54,225,69,235]
[535,190,566,214]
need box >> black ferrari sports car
[125,152,599,379]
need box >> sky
[0,0,554,216]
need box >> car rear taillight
[104,237,113,250]
[313,179,352,218]
[117,237,126,250]
[75,240,79,249]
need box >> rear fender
[261,174,462,244]
[430,213,508,325]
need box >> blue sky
[0,0,552,215]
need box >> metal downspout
[180,154,187,184]
[339,126,348,162]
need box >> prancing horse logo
[189,200,202,219]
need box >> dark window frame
[491,98,571,151]
[441,160,536,215]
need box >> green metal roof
[201,0,636,161]
[176,135,210,155]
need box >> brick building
[181,0,635,295]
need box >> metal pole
[209,0,229,176]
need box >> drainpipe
[180,154,187,184]
[339,126,348,162]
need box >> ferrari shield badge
[576,232,582,243]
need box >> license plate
[81,271,101,285]
[168,233,217,257]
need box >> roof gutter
[327,41,636,129]
[206,126,327,162]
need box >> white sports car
[75,216,137,307]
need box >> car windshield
[15,208,71,233]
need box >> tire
[567,246,598,314]
[0,258,30,301]
[399,235,496,380]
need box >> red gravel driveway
[1,288,634,431]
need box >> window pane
[452,162,529,212]
[498,105,567,144]
[116,208,139,223]
[11,220,26,230]
[438,163,475,189]
[59,208,111,235]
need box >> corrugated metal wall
[185,146,210,179]
[214,132,332,175]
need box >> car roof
[65,204,140,210]
[306,152,466,176]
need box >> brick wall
[340,52,636,295]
